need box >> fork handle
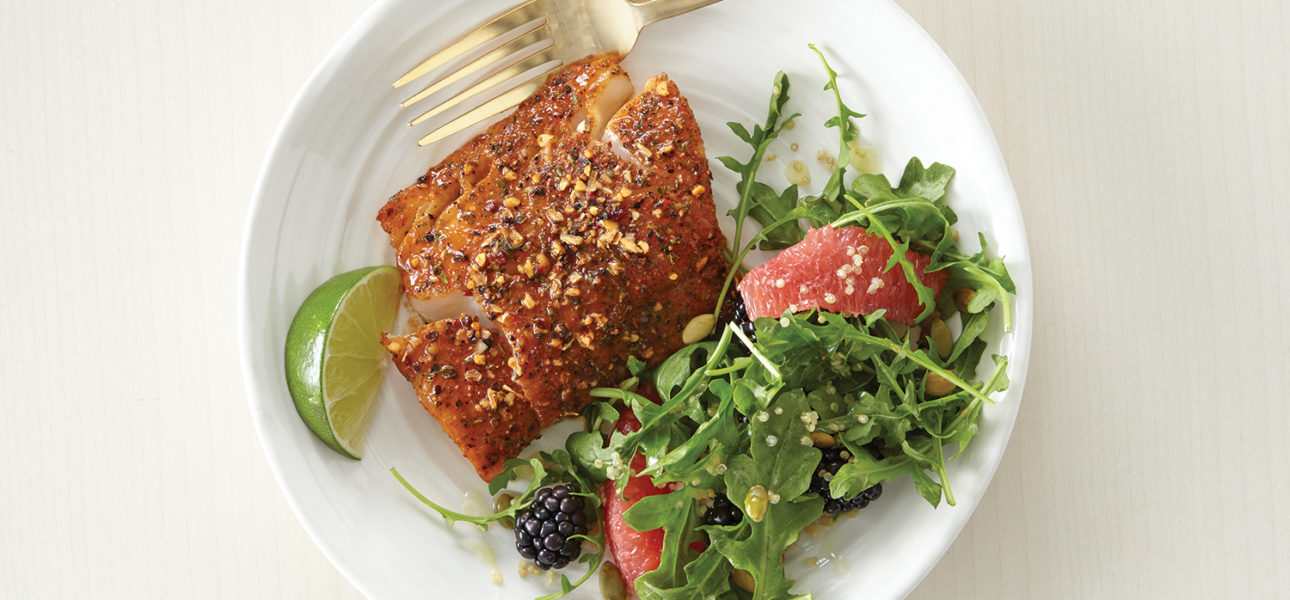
[631,0,723,27]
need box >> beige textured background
[1,0,1285,598]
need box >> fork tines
[394,1,563,146]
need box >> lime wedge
[285,266,400,459]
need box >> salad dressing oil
[459,490,504,585]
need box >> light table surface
[1,0,1285,597]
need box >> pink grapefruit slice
[738,226,947,324]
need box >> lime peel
[285,265,400,458]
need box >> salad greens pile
[395,46,1016,600]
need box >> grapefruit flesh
[600,454,672,596]
[738,226,947,324]
[602,394,707,598]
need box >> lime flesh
[285,266,400,458]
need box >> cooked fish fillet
[382,318,538,480]
[379,54,727,480]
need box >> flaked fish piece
[382,316,538,480]
[379,54,727,479]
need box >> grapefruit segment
[602,397,672,597]
[600,454,673,596]
[738,226,947,324]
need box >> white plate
[239,0,1033,598]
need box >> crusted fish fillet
[380,54,726,480]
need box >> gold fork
[393,0,723,146]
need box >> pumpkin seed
[929,318,952,360]
[809,432,836,448]
[925,371,957,396]
[744,484,769,522]
[599,562,628,600]
[953,288,977,313]
[731,569,756,593]
[682,314,717,345]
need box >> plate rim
[237,1,408,597]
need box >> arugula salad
[394,46,1016,600]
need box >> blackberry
[729,296,756,342]
[808,447,884,515]
[701,493,743,526]
[514,484,588,570]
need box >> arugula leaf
[724,390,820,504]
[392,459,546,528]
[715,389,822,600]
[622,487,705,590]
[714,71,801,316]
[708,497,823,600]
[745,181,804,250]
[807,43,867,221]
[640,387,737,484]
[636,544,734,600]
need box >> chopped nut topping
[655,80,670,95]
[691,185,706,196]
[521,293,537,309]
[560,233,585,246]
[519,259,536,278]
[504,196,521,208]
[620,236,641,253]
